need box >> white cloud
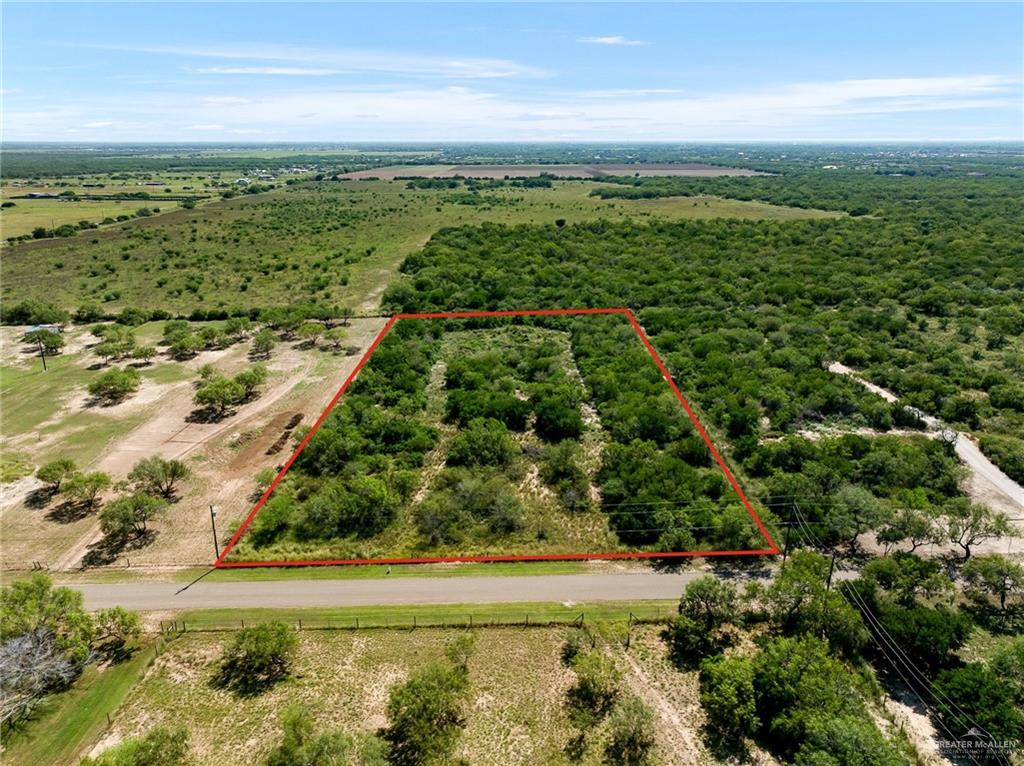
[578,36,649,46]
[184,123,224,130]
[6,74,1018,141]
[191,66,350,76]
[78,42,547,79]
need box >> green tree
[759,550,867,657]
[99,493,167,540]
[823,484,891,551]
[94,606,141,647]
[234,364,268,399]
[382,651,472,766]
[935,499,1013,559]
[679,576,738,632]
[168,333,205,360]
[962,553,1024,611]
[24,328,64,355]
[225,316,253,340]
[36,458,78,493]
[63,471,112,510]
[194,377,245,417]
[252,328,277,358]
[603,696,656,766]
[932,664,1023,746]
[0,573,95,663]
[128,456,192,498]
[130,345,157,364]
[699,655,757,739]
[297,321,324,347]
[78,726,189,766]
[861,552,953,606]
[217,621,298,694]
[88,367,142,403]
[566,650,620,728]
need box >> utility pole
[782,522,791,561]
[826,549,837,590]
[209,505,219,558]
[37,339,48,371]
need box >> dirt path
[616,646,704,764]
[828,362,1024,511]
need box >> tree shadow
[563,732,587,762]
[45,499,93,524]
[81,529,157,567]
[701,724,751,763]
[209,664,289,698]
[185,407,231,424]
[25,486,57,509]
[96,641,140,666]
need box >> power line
[790,503,1004,765]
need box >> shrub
[604,696,656,766]
[382,647,472,766]
[217,622,297,694]
[699,655,757,739]
[446,417,518,468]
[87,367,141,403]
[566,650,620,728]
[78,726,189,766]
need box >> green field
[0,198,183,239]
[0,180,836,316]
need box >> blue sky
[2,2,1021,142]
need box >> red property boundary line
[214,308,779,568]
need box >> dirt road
[74,571,740,611]
[828,362,1024,510]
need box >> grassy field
[0,325,193,465]
[1,179,836,316]
[0,198,184,239]
[73,620,718,766]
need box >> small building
[235,178,251,186]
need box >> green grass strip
[175,599,678,631]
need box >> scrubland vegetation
[2,143,1022,765]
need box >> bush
[88,367,141,403]
[382,646,472,766]
[932,664,1023,747]
[78,726,189,766]
[566,650,620,728]
[446,417,518,468]
[604,696,656,766]
[699,655,757,739]
[264,705,385,766]
[217,621,297,694]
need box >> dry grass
[93,624,738,766]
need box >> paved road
[75,571,753,611]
